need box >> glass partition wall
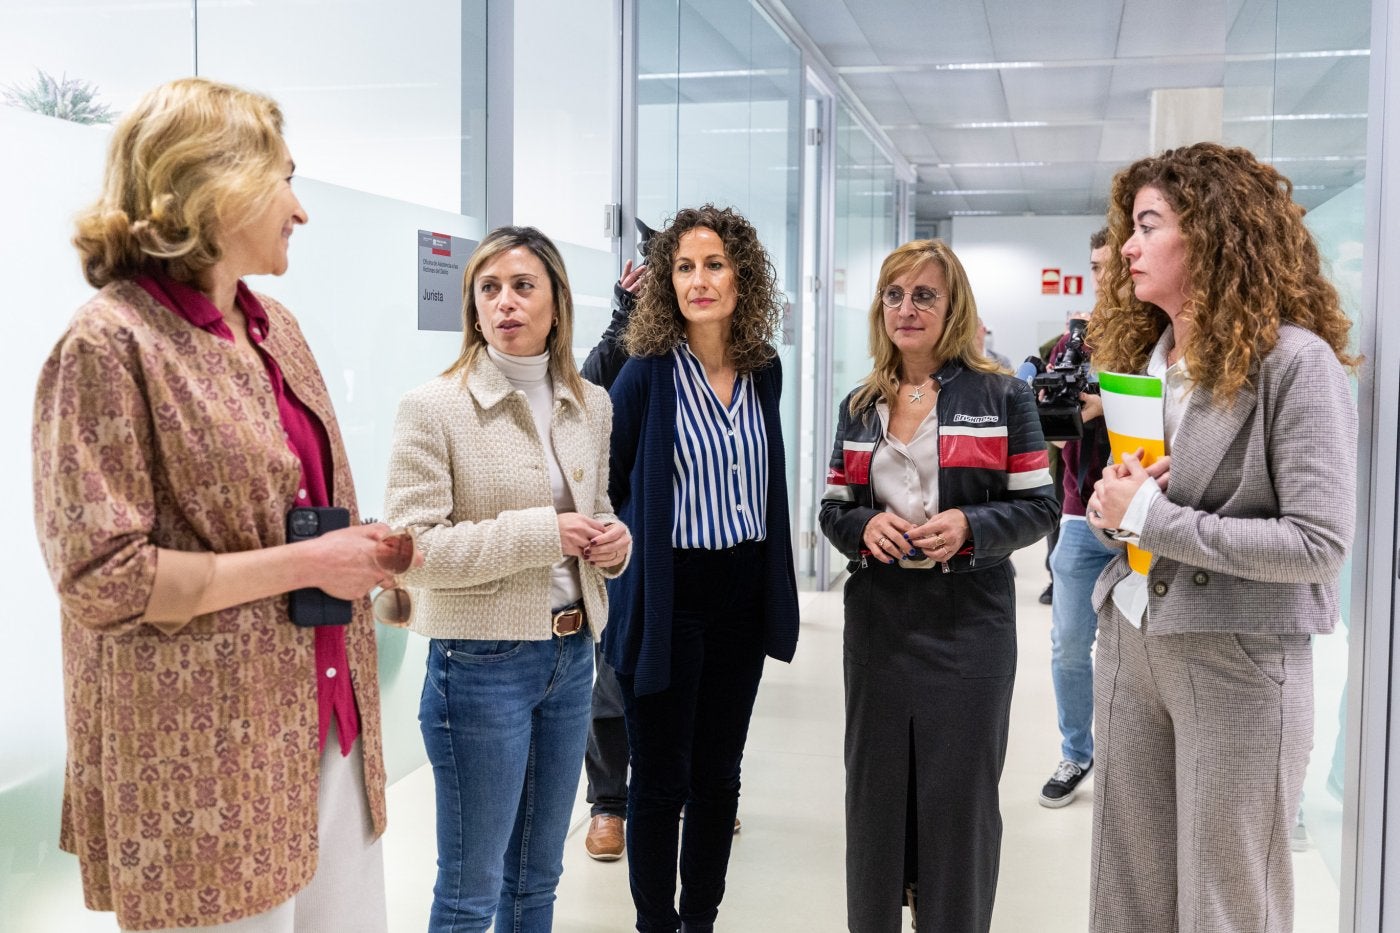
[635,0,805,564]
[0,2,490,928]
[1221,1,1371,928]
[513,0,619,352]
[823,102,900,586]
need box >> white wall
[950,215,1106,365]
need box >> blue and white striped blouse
[671,343,768,548]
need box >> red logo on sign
[1062,275,1083,295]
[431,232,452,257]
[1041,269,1060,295]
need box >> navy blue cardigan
[603,352,800,696]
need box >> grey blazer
[1091,323,1357,635]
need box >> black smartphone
[286,506,353,627]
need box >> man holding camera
[1039,228,1116,808]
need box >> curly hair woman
[603,204,799,933]
[1084,142,1358,933]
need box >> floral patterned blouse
[31,279,387,930]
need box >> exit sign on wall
[1041,268,1083,295]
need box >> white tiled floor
[382,546,1341,932]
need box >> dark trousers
[844,559,1016,933]
[586,646,630,817]
[617,543,768,933]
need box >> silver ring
[879,536,889,546]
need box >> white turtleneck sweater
[487,346,583,610]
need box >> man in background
[1039,227,1116,808]
[977,317,1013,370]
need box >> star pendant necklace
[906,377,932,403]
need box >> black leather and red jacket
[819,359,1060,572]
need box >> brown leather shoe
[584,814,625,861]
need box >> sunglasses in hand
[371,528,417,627]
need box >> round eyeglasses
[881,285,943,312]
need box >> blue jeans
[1049,518,1116,766]
[419,630,593,933]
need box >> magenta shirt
[134,273,360,756]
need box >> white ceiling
[777,0,1371,222]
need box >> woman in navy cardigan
[604,204,799,933]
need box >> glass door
[799,72,834,588]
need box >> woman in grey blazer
[1084,143,1359,933]
[384,227,631,932]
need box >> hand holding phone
[287,507,354,627]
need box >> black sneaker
[1039,582,1054,605]
[1039,759,1092,808]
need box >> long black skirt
[843,558,1017,933]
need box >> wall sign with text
[418,230,474,331]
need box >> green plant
[3,69,114,124]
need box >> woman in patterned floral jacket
[31,78,403,932]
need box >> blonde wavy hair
[621,204,781,374]
[443,226,586,404]
[73,77,289,288]
[1088,143,1358,401]
[848,239,1001,414]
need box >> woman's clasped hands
[863,509,971,564]
[558,512,631,569]
[1086,449,1172,532]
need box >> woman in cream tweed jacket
[383,226,630,932]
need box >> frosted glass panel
[513,0,617,351]
[1,2,488,926]
[0,106,118,933]
[637,0,803,554]
[198,0,485,219]
[0,0,191,116]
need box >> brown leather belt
[551,603,586,637]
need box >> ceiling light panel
[1011,125,1105,164]
[984,0,1125,59]
[1103,61,1228,119]
[1117,0,1227,57]
[1270,1,1371,52]
[1001,66,1112,122]
[1267,56,1371,114]
[858,0,995,63]
[779,0,880,66]
[898,70,1012,124]
[928,127,1018,164]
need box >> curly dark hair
[1088,143,1358,401]
[622,204,781,373]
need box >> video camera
[1024,318,1098,442]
